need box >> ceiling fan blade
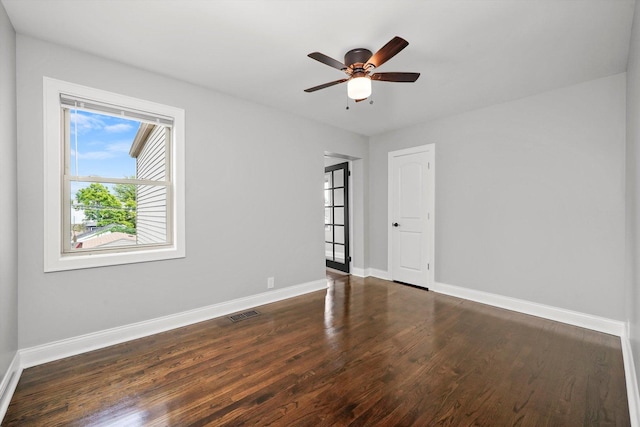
[308,52,348,71]
[304,78,349,93]
[366,36,409,69]
[371,72,420,82]
[355,98,367,103]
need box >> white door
[388,145,434,288]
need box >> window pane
[325,242,334,261]
[325,208,332,226]
[324,172,332,189]
[334,225,345,244]
[333,188,344,206]
[325,225,333,243]
[334,207,344,225]
[333,169,344,187]
[68,109,168,182]
[335,244,345,263]
[324,189,332,207]
[68,181,168,252]
[69,110,138,178]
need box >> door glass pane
[324,208,332,225]
[325,225,333,242]
[334,207,344,225]
[324,190,332,206]
[325,242,334,260]
[324,172,332,189]
[333,169,344,187]
[335,244,345,262]
[333,188,344,206]
[334,225,345,244]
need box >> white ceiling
[2,0,635,136]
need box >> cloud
[73,141,133,160]
[104,123,134,133]
[70,113,104,133]
[70,113,136,135]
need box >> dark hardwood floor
[3,273,630,426]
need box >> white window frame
[43,77,186,272]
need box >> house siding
[136,125,168,245]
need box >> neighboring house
[75,232,136,249]
[73,224,136,249]
[83,221,98,232]
[75,223,117,243]
[129,123,168,246]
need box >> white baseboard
[19,279,327,369]
[351,267,367,278]
[369,268,390,280]
[0,352,22,423]
[431,281,625,336]
[622,330,640,427]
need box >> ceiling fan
[304,36,420,102]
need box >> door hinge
[428,263,430,270]
[428,162,430,170]
[348,171,351,176]
[349,256,352,262]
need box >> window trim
[43,77,186,272]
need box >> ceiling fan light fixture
[347,76,371,100]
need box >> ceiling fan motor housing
[345,48,373,69]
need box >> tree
[113,180,137,228]
[113,181,136,205]
[75,183,134,229]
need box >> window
[44,78,185,272]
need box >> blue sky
[70,110,140,178]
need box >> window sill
[45,245,185,272]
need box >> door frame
[387,144,435,287]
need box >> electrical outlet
[267,277,275,289]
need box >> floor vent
[229,310,260,322]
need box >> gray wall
[0,1,18,381]
[16,35,367,348]
[626,0,640,393]
[369,74,626,320]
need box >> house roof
[75,232,136,249]
[129,123,155,158]
[1,0,635,136]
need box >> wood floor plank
[3,273,630,426]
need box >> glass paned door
[324,162,350,273]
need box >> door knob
[392,222,399,227]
